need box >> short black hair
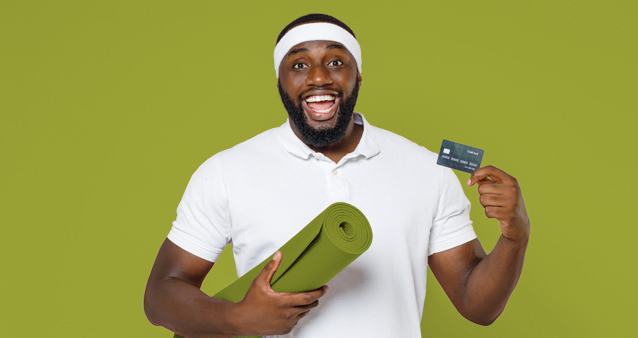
[276,13,356,45]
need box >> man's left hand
[467,165,530,242]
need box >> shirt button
[314,154,320,159]
[332,169,338,175]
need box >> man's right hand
[232,251,328,336]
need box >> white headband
[273,22,362,78]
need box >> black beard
[278,81,360,148]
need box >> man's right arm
[144,238,236,337]
[143,239,328,338]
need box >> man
[144,13,530,338]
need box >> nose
[305,64,333,87]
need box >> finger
[309,284,329,300]
[284,286,327,307]
[480,184,521,199]
[484,206,504,219]
[295,309,311,321]
[475,178,496,187]
[479,194,508,207]
[291,299,320,322]
[467,165,513,186]
[477,183,508,195]
[294,299,319,311]
[292,301,319,320]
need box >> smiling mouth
[302,94,339,121]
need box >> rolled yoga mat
[173,202,373,338]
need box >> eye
[329,60,343,67]
[293,63,308,69]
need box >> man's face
[278,39,362,148]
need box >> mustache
[297,86,344,101]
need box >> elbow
[463,309,502,326]
[143,286,162,327]
[144,282,179,333]
[472,317,498,326]
[143,295,158,326]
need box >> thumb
[259,251,281,289]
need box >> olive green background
[1,1,635,337]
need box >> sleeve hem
[167,228,223,263]
[428,227,477,256]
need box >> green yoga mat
[173,202,373,338]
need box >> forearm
[461,234,529,325]
[144,277,241,338]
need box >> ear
[357,72,362,87]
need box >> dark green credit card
[436,139,484,173]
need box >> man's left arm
[428,165,531,325]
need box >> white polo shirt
[168,112,477,338]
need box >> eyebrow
[325,44,346,51]
[288,47,309,57]
[287,44,346,57]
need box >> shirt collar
[277,112,380,160]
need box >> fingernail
[467,179,472,186]
[272,252,279,261]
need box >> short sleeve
[167,155,231,262]
[428,167,477,256]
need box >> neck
[289,115,364,164]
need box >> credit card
[436,140,484,173]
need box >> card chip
[436,140,484,174]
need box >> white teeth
[305,94,336,114]
[308,102,335,114]
[305,95,335,102]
